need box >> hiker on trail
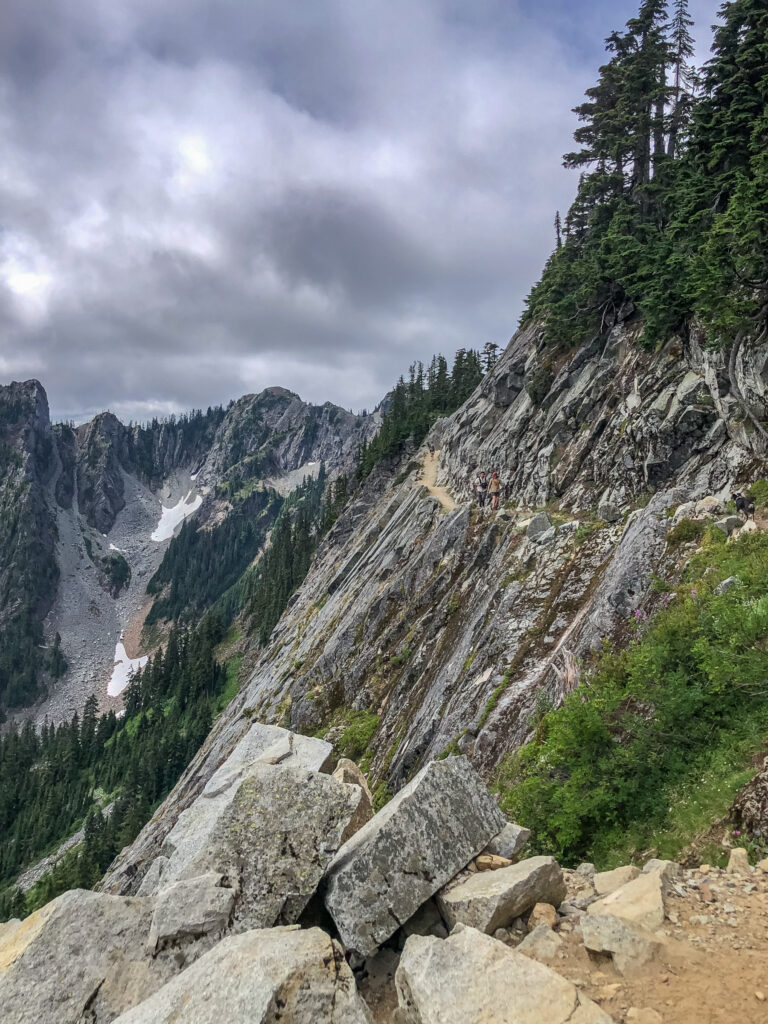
[474,471,489,507]
[428,443,435,459]
[488,471,501,510]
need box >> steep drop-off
[101,319,768,894]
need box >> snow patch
[151,491,202,542]
[109,543,125,553]
[107,642,148,697]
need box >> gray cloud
[0,0,721,422]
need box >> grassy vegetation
[214,654,242,716]
[493,530,768,868]
[666,517,706,547]
[747,479,768,510]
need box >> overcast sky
[1,0,721,423]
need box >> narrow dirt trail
[417,451,458,512]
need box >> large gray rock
[148,873,235,953]
[395,926,613,1024]
[114,926,372,1024]
[526,512,552,541]
[0,889,163,1024]
[323,757,506,955]
[145,726,334,897]
[483,821,531,862]
[167,764,361,929]
[437,856,565,934]
[581,914,662,975]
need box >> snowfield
[107,642,149,697]
[151,491,202,542]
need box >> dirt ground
[417,450,458,512]
[553,865,768,1024]
[357,863,768,1024]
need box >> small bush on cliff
[526,360,555,406]
[494,532,768,867]
[666,518,705,547]
[747,479,768,509]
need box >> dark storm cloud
[0,0,721,422]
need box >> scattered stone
[333,757,375,842]
[395,926,613,1024]
[517,923,563,961]
[588,870,665,931]
[581,914,662,975]
[147,874,235,953]
[323,757,506,956]
[756,990,766,1002]
[726,848,751,876]
[598,500,622,524]
[475,853,513,872]
[626,1009,663,1024]
[483,821,531,862]
[576,863,596,879]
[526,512,552,541]
[756,858,768,874]
[593,865,641,896]
[695,496,725,518]
[438,856,565,935]
[528,902,558,929]
[642,859,681,883]
[113,927,371,1024]
[714,518,743,537]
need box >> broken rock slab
[593,865,641,896]
[114,926,372,1024]
[0,889,164,1024]
[136,726,334,899]
[147,873,235,953]
[437,856,566,935]
[169,765,361,929]
[395,926,613,1024]
[323,756,506,956]
[587,870,665,931]
[145,726,335,897]
[483,821,531,862]
[581,914,662,976]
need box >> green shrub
[666,518,706,547]
[493,532,768,867]
[747,479,768,509]
[337,709,380,763]
[526,360,555,406]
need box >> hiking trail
[418,450,457,512]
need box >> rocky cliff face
[197,387,371,489]
[0,380,58,627]
[0,379,372,722]
[103,321,768,883]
